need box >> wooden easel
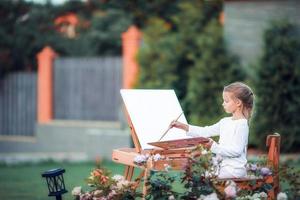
[113,89,210,198]
[112,109,208,197]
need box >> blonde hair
[224,82,254,119]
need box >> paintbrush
[158,112,183,141]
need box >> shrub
[252,20,300,152]
[137,0,245,125]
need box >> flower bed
[72,163,142,200]
[73,145,299,200]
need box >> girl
[170,82,254,178]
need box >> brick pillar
[122,25,142,89]
[220,11,225,25]
[37,46,57,123]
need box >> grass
[0,160,127,200]
[0,158,299,200]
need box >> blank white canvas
[120,89,191,149]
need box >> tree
[137,0,245,124]
[253,20,300,152]
[185,19,244,125]
[136,18,180,90]
[106,0,181,28]
[53,0,132,56]
[0,0,132,77]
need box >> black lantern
[42,168,68,200]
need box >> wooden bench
[216,134,281,199]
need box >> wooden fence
[0,72,37,137]
[0,56,122,137]
[53,57,122,121]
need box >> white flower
[226,180,236,187]
[246,174,257,179]
[134,154,148,164]
[93,190,103,197]
[205,170,213,178]
[197,195,204,200]
[277,192,288,200]
[80,192,92,199]
[71,186,81,196]
[248,163,258,172]
[164,163,171,171]
[153,153,162,161]
[260,192,268,198]
[168,195,175,200]
[212,155,222,166]
[224,181,237,198]
[203,193,219,200]
[260,167,272,176]
[202,149,208,155]
[107,190,117,198]
[116,180,130,189]
[238,195,251,200]
[112,174,124,182]
[252,193,260,198]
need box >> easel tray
[148,137,209,149]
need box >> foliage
[136,17,179,90]
[184,18,245,125]
[180,146,222,199]
[278,163,300,199]
[137,0,245,124]
[0,0,131,77]
[127,151,299,199]
[143,145,300,199]
[106,0,181,28]
[252,20,300,152]
[141,145,223,199]
[0,0,55,77]
[1,0,207,77]
[72,162,141,200]
[85,168,112,195]
[145,171,180,200]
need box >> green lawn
[0,158,299,200]
[0,160,128,200]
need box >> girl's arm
[187,122,221,138]
[170,120,221,138]
[210,123,248,157]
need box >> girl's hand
[169,121,189,132]
[202,138,214,149]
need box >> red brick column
[122,25,142,89]
[36,46,57,123]
[220,11,225,25]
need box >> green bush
[137,0,245,125]
[252,20,300,152]
[0,0,131,76]
[184,19,245,125]
[136,17,180,91]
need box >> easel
[112,89,209,198]
[112,109,208,197]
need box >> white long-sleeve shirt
[187,117,249,173]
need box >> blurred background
[0,0,299,199]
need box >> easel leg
[124,165,135,181]
[142,168,149,199]
[132,170,144,189]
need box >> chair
[216,133,281,199]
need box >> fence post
[122,25,142,89]
[37,46,57,123]
[220,11,224,25]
